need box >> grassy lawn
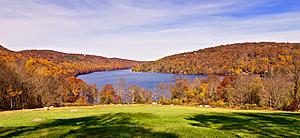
[0,105,299,138]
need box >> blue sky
[0,0,300,61]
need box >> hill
[0,45,7,50]
[18,49,141,76]
[133,42,300,75]
[0,45,141,110]
[0,45,12,53]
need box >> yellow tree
[198,83,207,105]
[7,85,22,108]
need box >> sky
[0,0,300,61]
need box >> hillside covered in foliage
[19,49,141,76]
[0,45,141,110]
[133,42,300,75]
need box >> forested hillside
[19,49,141,76]
[131,42,300,111]
[0,45,10,52]
[0,45,141,110]
[133,42,300,75]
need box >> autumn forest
[1,42,300,111]
[0,45,140,110]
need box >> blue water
[77,69,207,91]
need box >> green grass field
[0,105,299,138]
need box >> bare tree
[262,76,291,109]
[231,76,249,105]
[115,78,126,103]
[230,75,263,106]
[207,75,221,102]
[128,85,138,104]
[156,83,170,102]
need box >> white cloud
[0,0,299,60]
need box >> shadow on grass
[186,112,300,137]
[0,113,177,138]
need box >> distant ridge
[18,49,138,63]
[0,44,12,52]
[0,45,142,76]
[133,42,300,75]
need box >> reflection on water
[78,69,207,91]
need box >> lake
[77,69,207,91]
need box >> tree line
[0,45,140,110]
[98,74,299,111]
